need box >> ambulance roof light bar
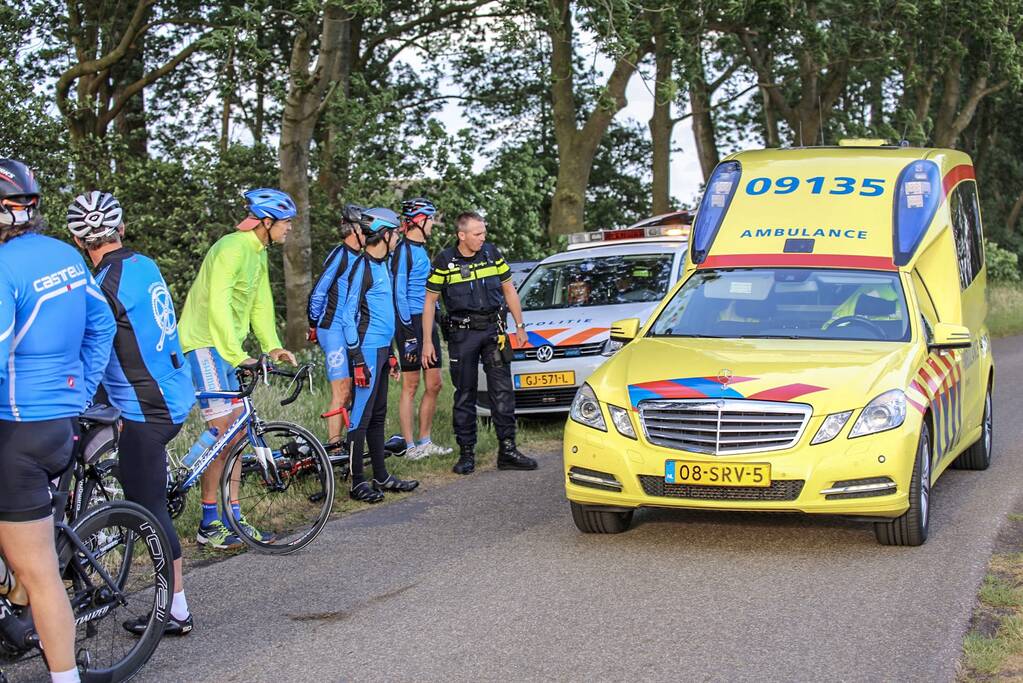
[567,224,691,245]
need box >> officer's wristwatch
[515,322,525,329]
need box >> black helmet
[342,203,364,225]
[0,159,41,229]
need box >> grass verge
[167,362,565,567]
[988,283,1023,338]
[960,515,1023,680]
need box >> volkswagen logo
[717,368,733,388]
[536,345,555,363]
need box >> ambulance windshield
[649,268,911,342]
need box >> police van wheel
[570,502,634,534]
[952,384,993,471]
[874,423,931,546]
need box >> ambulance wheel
[570,502,633,534]
[874,423,931,546]
[952,384,992,470]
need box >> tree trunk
[690,60,719,181]
[649,32,673,214]
[220,41,235,156]
[549,151,588,235]
[279,6,350,349]
[759,85,780,148]
[1007,188,1023,237]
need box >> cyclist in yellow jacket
[178,188,297,549]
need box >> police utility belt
[448,311,501,331]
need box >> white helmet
[67,191,123,241]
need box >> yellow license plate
[664,461,771,487]
[514,371,576,389]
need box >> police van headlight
[602,338,624,356]
[570,384,607,431]
[849,390,907,438]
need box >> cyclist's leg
[419,318,444,443]
[397,315,422,449]
[366,348,393,481]
[347,347,390,501]
[0,418,75,674]
[117,420,188,613]
[319,328,351,443]
[187,347,245,545]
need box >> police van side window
[949,181,984,289]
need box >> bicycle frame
[175,393,256,492]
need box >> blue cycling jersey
[307,243,360,330]
[95,248,196,425]
[390,238,431,334]
[0,233,115,421]
[342,253,395,351]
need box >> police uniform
[426,242,536,472]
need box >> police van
[563,144,994,546]
[476,211,691,416]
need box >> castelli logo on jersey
[67,376,75,388]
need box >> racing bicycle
[164,357,334,555]
[0,410,173,682]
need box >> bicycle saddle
[80,403,121,425]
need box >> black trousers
[447,324,515,447]
[346,347,390,485]
[119,420,183,561]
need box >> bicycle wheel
[220,421,334,555]
[57,501,172,682]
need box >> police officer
[421,211,537,474]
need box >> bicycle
[165,357,334,555]
[0,415,173,682]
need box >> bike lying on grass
[0,408,173,683]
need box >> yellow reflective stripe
[446,266,503,284]
[427,272,447,284]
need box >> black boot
[497,439,538,470]
[452,443,476,475]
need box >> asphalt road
[10,338,1023,683]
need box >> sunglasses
[1,196,38,210]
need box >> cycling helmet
[401,197,436,220]
[244,188,297,221]
[359,207,400,236]
[67,191,123,241]
[0,159,41,229]
[343,203,364,225]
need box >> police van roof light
[892,160,941,267]
[567,224,691,245]
[691,160,741,264]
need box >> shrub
[986,241,1021,282]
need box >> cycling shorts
[395,314,442,372]
[0,418,74,522]
[317,328,349,381]
[186,347,241,421]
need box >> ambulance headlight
[849,390,907,438]
[602,338,624,356]
[811,411,852,445]
[570,384,607,432]
[607,404,636,439]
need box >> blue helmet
[244,188,297,220]
[359,207,400,236]
[401,197,436,220]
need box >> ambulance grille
[638,475,805,501]
[638,399,812,455]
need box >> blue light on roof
[893,160,942,266]
[691,161,741,264]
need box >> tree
[543,0,653,236]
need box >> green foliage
[986,240,1021,282]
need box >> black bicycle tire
[219,421,335,555]
[57,500,172,682]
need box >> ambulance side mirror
[928,323,972,351]
[610,318,641,344]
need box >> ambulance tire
[952,384,993,471]
[874,423,931,546]
[570,502,634,534]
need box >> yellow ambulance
[563,144,994,545]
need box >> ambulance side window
[949,180,985,290]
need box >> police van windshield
[518,254,674,311]
[649,268,911,342]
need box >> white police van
[477,212,691,415]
